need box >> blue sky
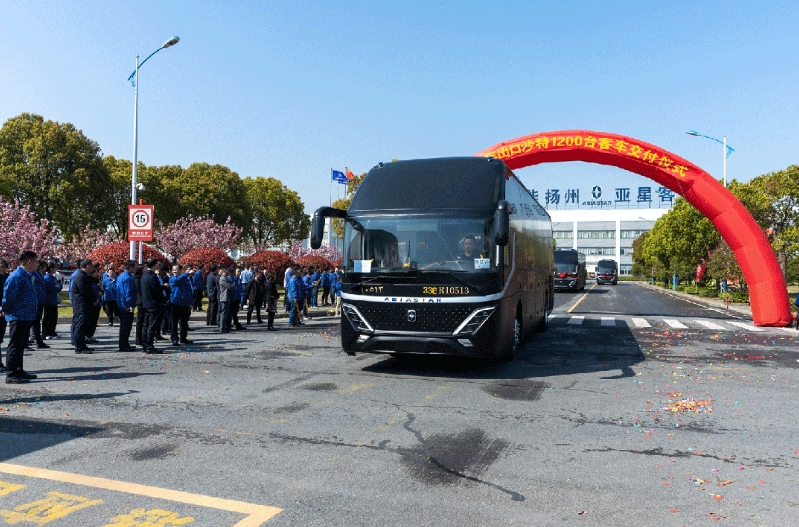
[1,1,797,214]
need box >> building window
[620,264,632,275]
[553,231,573,239]
[620,230,647,239]
[576,247,616,255]
[620,247,634,255]
[577,230,615,239]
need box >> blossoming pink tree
[288,240,342,263]
[60,226,123,263]
[0,198,59,262]
[153,214,243,261]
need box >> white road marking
[695,320,727,331]
[600,317,616,326]
[567,316,585,325]
[663,319,688,329]
[726,321,765,332]
[631,317,651,328]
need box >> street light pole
[686,130,734,187]
[130,55,140,261]
[128,36,180,261]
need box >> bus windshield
[343,216,497,273]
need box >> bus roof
[349,157,506,214]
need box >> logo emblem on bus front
[407,310,417,322]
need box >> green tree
[641,198,720,282]
[732,166,799,275]
[103,155,133,236]
[244,176,309,249]
[0,113,115,239]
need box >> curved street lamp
[686,130,734,188]
[127,36,180,261]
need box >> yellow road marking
[0,464,282,527]
[337,383,373,395]
[567,283,597,314]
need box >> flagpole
[329,169,332,206]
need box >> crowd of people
[0,251,343,383]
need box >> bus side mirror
[311,214,325,250]
[310,206,347,250]
[495,200,510,246]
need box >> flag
[332,170,347,184]
[345,167,356,179]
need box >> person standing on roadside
[245,271,265,324]
[157,263,171,340]
[140,257,164,354]
[283,264,293,312]
[71,259,97,354]
[168,264,193,345]
[264,272,279,330]
[102,267,118,326]
[0,260,9,349]
[1,251,40,383]
[115,260,137,352]
[84,267,103,344]
[192,264,205,312]
[206,265,218,326]
[217,266,233,333]
[230,267,246,331]
[287,268,303,327]
[239,264,253,307]
[30,260,48,349]
[134,266,144,347]
[42,262,62,340]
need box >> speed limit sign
[128,204,154,241]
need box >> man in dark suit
[71,259,97,354]
[140,257,164,355]
[205,265,218,326]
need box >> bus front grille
[356,304,474,333]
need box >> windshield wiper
[424,270,482,292]
[351,275,384,290]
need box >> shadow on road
[361,324,645,380]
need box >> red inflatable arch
[476,130,790,327]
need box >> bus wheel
[503,314,521,361]
[535,301,549,332]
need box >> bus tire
[503,310,522,361]
[535,300,549,332]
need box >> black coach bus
[311,157,554,360]
[595,259,618,285]
[553,249,587,291]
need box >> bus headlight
[453,307,495,336]
[342,303,373,332]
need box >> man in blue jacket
[102,267,118,326]
[30,260,48,349]
[115,260,137,351]
[286,269,302,327]
[1,251,40,383]
[168,264,194,345]
[191,264,204,312]
[42,262,62,340]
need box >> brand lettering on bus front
[383,297,443,303]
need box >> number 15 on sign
[128,204,154,241]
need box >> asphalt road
[0,282,796,526]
